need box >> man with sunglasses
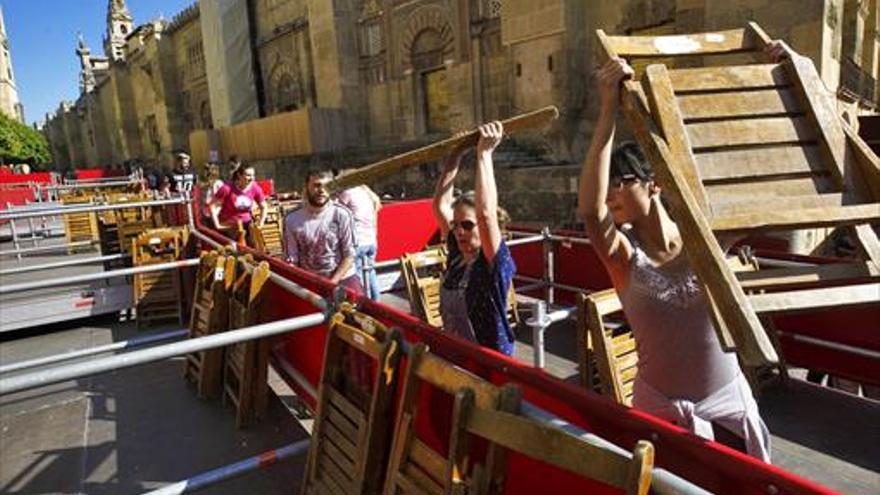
[283,169,362,293]
[432,121,517,356]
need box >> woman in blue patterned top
[432,121,517,356]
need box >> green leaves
[0,113,51,164]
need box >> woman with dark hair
[574,45,802,462]
[432,122,516,356]
[209,164,268,243]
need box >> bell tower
[104,0,133,62]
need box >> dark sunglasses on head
[452,219,477,231]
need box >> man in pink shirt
[284,169,362,292]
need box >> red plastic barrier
[0,172,53,185]
[256,179,274,197]
[192,215,837,495]
[375,199,438,262]
[0,187,34,209]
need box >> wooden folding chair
[597,22,880,367]
[132,228,186,330]
[454,384,654,495]
[223,257,271,427]
[578,290,637,405]
[382,344,518,495]
[60,194,98,252]
[250,202,284,256]
[400,247,448,326]
[184,250,235,398]
[302,303,403,495]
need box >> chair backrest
[400,246,448,326]
[457,385,655,495]
[580,289,636,406]
[303,303,403,495]
[383,344,516,495]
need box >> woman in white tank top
[573,43,799,463]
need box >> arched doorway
[411,28,450,134]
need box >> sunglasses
[608,174,641,191]
[452,220,477,231]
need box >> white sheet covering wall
[199,0,259,129]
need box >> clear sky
[3,0,196,126]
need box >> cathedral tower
[104,0,133,61]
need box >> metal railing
[0,197,186,221]
[0,253,129,276]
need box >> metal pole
[141,440,311,495]
[0,240,95,258]
[0,258,199,295]
[514,274,590,296]
[189,229,231,251]
[520,402,711,495]
[542,227,555,305]
[8,203,21,260]
[238,259,328,312]
[41,179,135,190]
[373,258,400,270]
[0,312,325,396]
[549,234,592,246]
[528,300,548,369]
[27,216,38,247]
[0,198,186,221]
[777,331,880,360]
[0,253,129,276]
[0,328,189,374]
[506,234,544,247]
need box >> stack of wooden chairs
[301,303,403,495]
[250,202,284,256]
[577,253,787,405]
[305,336,654,495]
[598,23,880,368]
[97,191,154,269]
[184,250,235,398]
[222,257,272,427]
[400,245,520,329]
[59,193,99,252]
[132,227,187,330]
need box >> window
[120,24,128,35]
[488,0,502,18]
[547,55,553,72]
[516,63,521,77]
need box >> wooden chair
[223,257,271,427]
[132,228,187,330]
[184,250,235,398]
[401,246,520,329]
[60,194,98,252]
[382,344,518,495]
[400,247,447,326]
[302,303,403,495]
[598,23,880,367]
[250,202,284,256]
[454,384,654,495]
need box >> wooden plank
[326,405,361,442]
[322,422,358,463]
[467,407,630,489]
[332,321,382,359]
[616,351,638,370]
[705,176,836,203]
[402,462,444,495]
[318,455,355,495]
[668,64,789,92]
[409,439,446,481]
[696,145,825,182]
[322,439,356,473]
[686,116,816,150]
[738,262,880,290]
[602,29,749,57]
[711,193,845,218]
[678,88,801,121]
[710,203,880,233]
[330,107,558,190]
[415,354,498,410]
[612,336,636,356]
[749,283,880,314]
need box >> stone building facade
[0,5,23,122]
[44,0,880,225]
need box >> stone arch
[400,6,455,71]
[266,61,303,114]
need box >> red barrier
[256,179,274,197]
[0,172,53,186]
[192,214,839,495]
[375,199,438,262]
[0,187,34,209]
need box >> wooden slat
[415,354,498,410]
[711,193,845,218]
[322,439,356,473]
[326,388,366,429]
[326,406,361,442]
[686,116,816,150]
[409,438,446,480]
[616,351,638,371]
[318,455,355,495]
[705,176,836,203]
[322,420,358,460]
[467,407,630,489]
[603,29,749,57]
[612,336,636,356]
[678,88,801,121]
[401,462,444,495]
[668,64,789,92]
[696,145,825,182]
[711,203,880,233]
[749,283,880,314]
[333,322,382,359]
[620,366,637,383]
[738,262,880,290]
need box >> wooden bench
[597,22,880,367]
[303,303,403,495]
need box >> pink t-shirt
[215,182,265,224]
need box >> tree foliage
[0,113,51,164]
